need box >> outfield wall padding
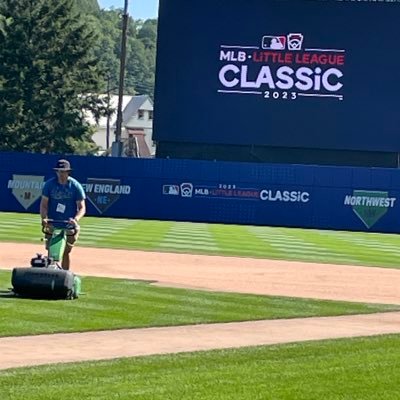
[0,152,399,233]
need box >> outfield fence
[1,151,399,233]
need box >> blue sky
[97,0,159,19]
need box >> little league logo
[161,183,192,197]
[344,190,396,229]
[287,33,304,50]
[180,183,193,198]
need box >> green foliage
[137,19,158,49]
[91,9,157,97]
[90,9,122,93]
[75,0,100,15]
[0,1,157,155]
[0,0,106,154]
[0,12,11,36]
[66,127,101,155]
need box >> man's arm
[73,199,86,224]
[40,195,49,226]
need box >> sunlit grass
[1,212,400,268]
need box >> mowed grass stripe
[345,241,400,254]
[160,224,219,251]
[318,230,400,252]
[250,232,361,263]
[292,230,381,265]
[208,224,278,256]
[1,335,400,400]
[158,243,218,251]
[307,229,400,266]
[0,271,398,337]
[210,225,351,262]
[80,220,173,250]
[1,221,34,228]
[2,212,400,268]
[252,231,335,252]
[251,226,399,266]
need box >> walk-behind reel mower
[11,220,82,300]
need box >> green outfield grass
[2,270,397,337]
[1,334,400,400]
[1,212,400,268]
[1,211,399,397]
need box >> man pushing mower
[11,158,85,299]
[40,159,86,270]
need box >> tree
[137,19,157,50]
[91,9,124,95]
[0,13,11,36]
[75,0,100,15]
[92,9,158,98]
[0,0,106,154]
[131,19,157,97]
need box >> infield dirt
[1,242,400,370]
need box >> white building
[89,94,155,157]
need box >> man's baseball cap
[53,159,72,171]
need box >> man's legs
[62,229,79,270]
[62,246,72,270]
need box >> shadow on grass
[0,279,160,301]
[0,289,16,298]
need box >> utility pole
[113,0,129,157]
[106,75,111,151]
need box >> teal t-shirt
[42,177,86,225]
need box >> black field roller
[12,267,76,300]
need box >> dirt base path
[1,242,400,370]
[2,312,400,370]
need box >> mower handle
[42,219,79,236]
[46,219,73,224]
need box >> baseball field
[1,211,400,399]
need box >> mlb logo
[287,33,304,50]
[262,36,286,50]
[163,185,180,195]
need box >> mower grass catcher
[11,220,82,300]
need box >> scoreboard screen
[153,0,400,152]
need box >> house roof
[85,94,154,130]
[85,94,133,128]
[122,95,153,124]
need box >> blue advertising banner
[153,0,400,152]
[1,152,400,233]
